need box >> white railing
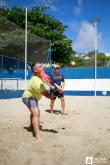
[0,78,26,90]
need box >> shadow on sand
[23,126,35,136]
[45,109,61,115]
[24,125,58,136]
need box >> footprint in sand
[95,152,101,157]
[72,111,80,115]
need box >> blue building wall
[0,66,110,79]
[45,67,110,79]
[0,66,110,99]
[0,90,23,99]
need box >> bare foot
[35,135,42,142]
[51,110,54,113]
[60,111,68,115]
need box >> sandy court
[0,96,110,165]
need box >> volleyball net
[0,16,51,74]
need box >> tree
[97,52,108,66]
[0,6,73,66]
[83,51,109,66]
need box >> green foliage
[0,6,73,66]
[97,52,108,66]
[84,51,110,66]
[73,57,85,67]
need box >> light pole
[90,18,101,96]
[49,40,52,67]
[45,40,52,67]
[25,5,27,89]
[94,21,97,96]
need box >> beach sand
[0,96,110,165]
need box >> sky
[1,0,110,55]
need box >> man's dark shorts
[51,89,64,100]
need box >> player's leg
[50,99,55,113]
[30,113,33,128]
[60,96,68,115]
[31,107,40,140]
[60,96,65,114]
[22,97,41,140]
[58,93,67,115]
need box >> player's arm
[40,82,55,98]
[47,82,55,90]
[53,83,63,94]
[61,75,65,90]
[54,75,65,91]
[61,81,65,90]
[41,90,55,99]
[54,83,60,89]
